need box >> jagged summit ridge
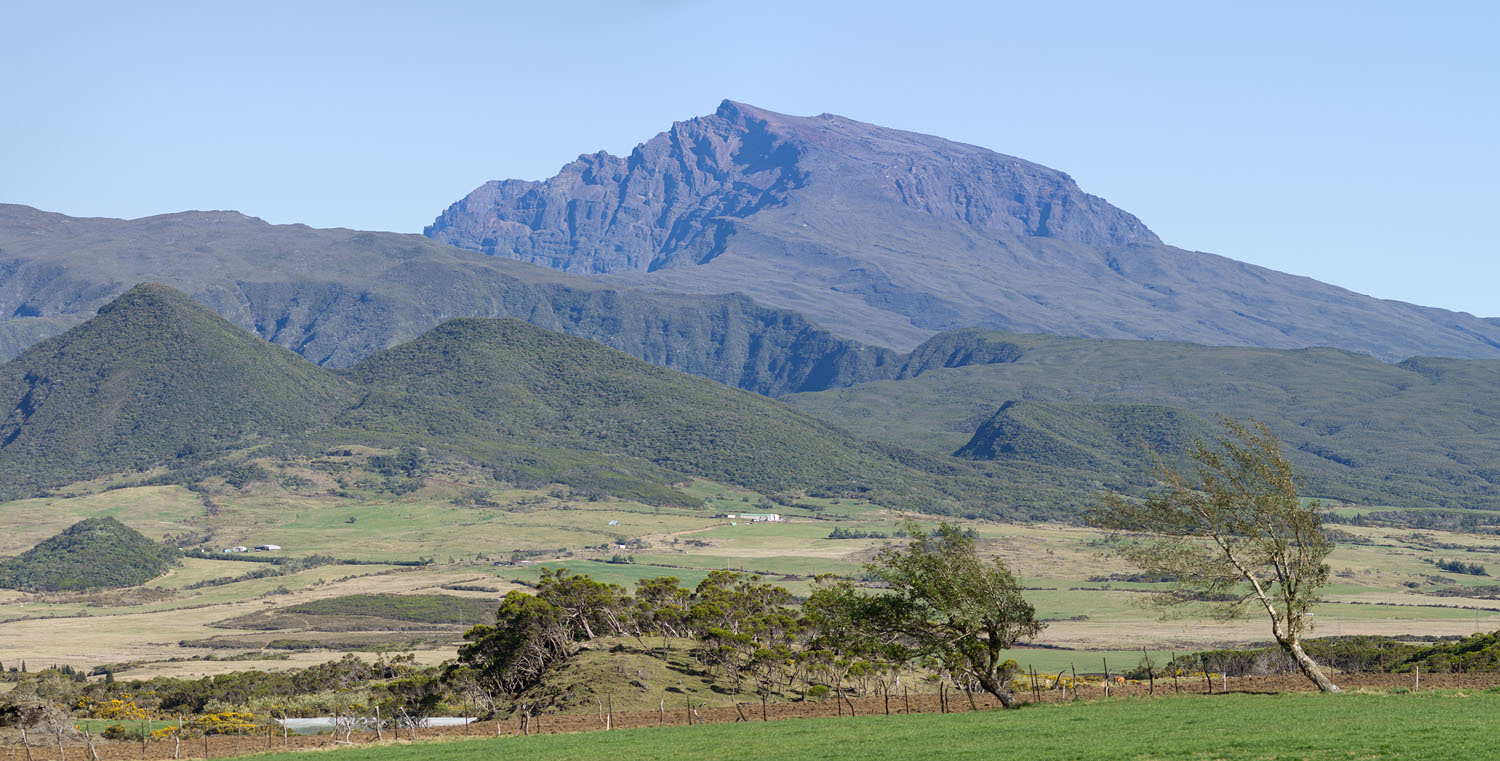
[425,102,1500,361]
[425,100,1156,273]
[710,100,1159,249]
[426,100,808,273]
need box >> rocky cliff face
[427,100,1157,272]
[427,101,1500,362]
[427,102,810,273]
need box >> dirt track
[7,672,1498,760]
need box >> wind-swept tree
[838,521,1042,708]
[453,591,573,699]
[633,576,691,646]
[534,568,631,639]
[1089,417,1340,692]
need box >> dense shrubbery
[826,527,888,539]
[329,318,1021,516]
[1435,558,1488,576]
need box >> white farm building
[718,513,783,523]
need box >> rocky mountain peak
[425,101,1158,273]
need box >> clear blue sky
[2,1,1495,316]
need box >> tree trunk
[1284,637,1341,693]
[973,672,1019,709]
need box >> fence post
[1143,649,1154,696]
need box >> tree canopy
[1089,417,1340,692]
[858,521,1042,707]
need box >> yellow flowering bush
[192,712,259,735]
[75,697,150,720]
[149,725,183,740]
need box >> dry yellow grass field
[4,476,1499,679]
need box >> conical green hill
[0,516,178,592]
[0,284,356,499]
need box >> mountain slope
[0,284,356,499]
[0,204,899,395]
[955,401,1220,473]
[785,329,1500,508]
[428,100,1500,360]
[332,317,985,509]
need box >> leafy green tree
[687,571,799,698]
[534,568,631,639]
[453,591,572,699]
[687,571,794,635]
[633,576,691,645]
[1089,417,1340,692]
[857,521,1043,708]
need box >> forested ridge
[0,285,1031,517]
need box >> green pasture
[241,690,1500,761]
[1004,647,1174,675]
[0,486,203,555]
[498,561,718,590]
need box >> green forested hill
[785,330,1500,508]
[332,318,996,511]
[0,286,1018,516]
[0,516,178,591]
[0,284,357,500]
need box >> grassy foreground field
[238,691,1496,761]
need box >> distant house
[254,544,282,552]
[717,513,783,523]
[607,520,619,526]
[224,546,249,553]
